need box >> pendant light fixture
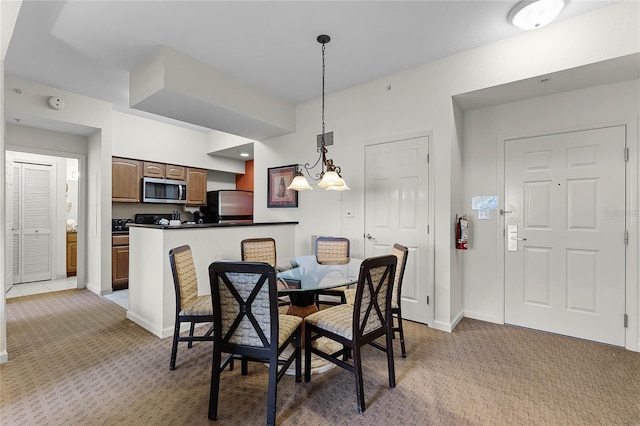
[287,34,349,192]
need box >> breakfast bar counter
[126,221,298,337]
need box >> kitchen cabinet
[143,162,186,180]
[165,164,186,180]
[143,161,165,178]
[112,234,130,290]
[186,167,207,206]
[112,157,142,203]
[66,232,77,277]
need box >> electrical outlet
[346,211,354,218]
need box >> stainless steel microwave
[142,177,187,204]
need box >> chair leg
[208,348,222,420]
[169,319,180,370]
[386,326,396,389]
[352,345,366,413]
[187,322,196,348]
[304,326,312,382]
[241,359,249,376]
[294,327,302,383]
[267,353,278,426]
[396,310,406,358]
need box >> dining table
[276,255,362,375]
[277,255,362,317]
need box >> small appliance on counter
[201,190,253,223]
[112,218,133,234]
[134,213,174,226]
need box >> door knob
[364,233,375,240]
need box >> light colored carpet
[1,289,639,425]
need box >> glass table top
[276,256,362,294]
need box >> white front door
[365,136,430,324]
[504,126,626,346]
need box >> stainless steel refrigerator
[201,190,253,223]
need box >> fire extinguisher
[456,214,469,250]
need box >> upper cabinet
[143,161,186,181]
[113,157,205,205]
[186,168,207,206]
[165,164,186,181]
[143,161,165,178]
[112,157,142,203]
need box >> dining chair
[208,261,302,426]
[241,237,290,306]
[168,245,214,370]
[314,236,350,307]
[344,243,409,357]
[304,254,397,413]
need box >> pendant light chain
[321,41,326,144]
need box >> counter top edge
[128,221,298,230]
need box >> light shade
[327,181,350,191]
[287,174,313,191]
[318,170,344,188]
[509,0,565,31]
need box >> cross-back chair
[304,254,397,413]
[314,236,350,307]
[241,237,289,306]
[208,261,302,426]
[344,243,410,357]
[168,245,214,370]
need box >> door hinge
[624,230,629,246]
[427,154,430,163]
[624,313,628,328]
[427,225,430,234]
[624,147,629,161]
[427,295,430,305]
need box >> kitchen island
[126,221,298,337]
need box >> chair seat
[278,314,303,347]
[305,304,354,340]
[180,295,214,316]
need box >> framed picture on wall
[267,165,298,208]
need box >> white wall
[5,77,112,297]
[1,0,23,364]
[253,2,640,331]
[461,79,640,351]
[111,111,245,174]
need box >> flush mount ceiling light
[509,0,565,30]
[287,34,349,192]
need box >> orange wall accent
[235,160,254,191]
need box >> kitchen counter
[126,221,297,337]
[127,221,298,230]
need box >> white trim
[0,350,7,364]
[432,309,464,333]
[464,310,500,324]
[6,144,88,291]
[497,118,639,352]
[361,130,435,326]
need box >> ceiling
[4,0,621,158]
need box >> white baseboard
[126,311,165,338]
[0,350,8,364]
[464,310,501,324]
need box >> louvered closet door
[19,163,53,283]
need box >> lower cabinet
[112,234,130,290]
[66,232,77,277]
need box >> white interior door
[365,136,430,324]
[504,126,626,346]
[14,162,54,284]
